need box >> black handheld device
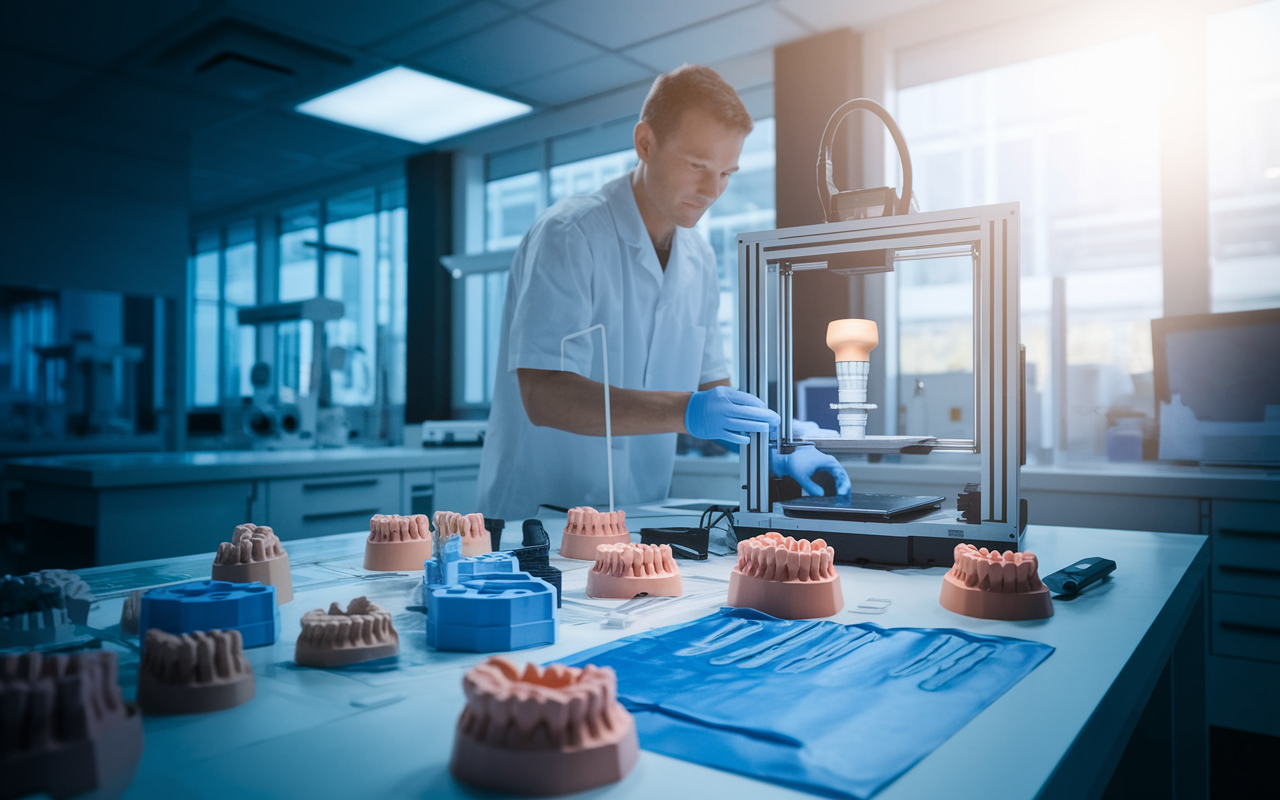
[1043,557,1116,596]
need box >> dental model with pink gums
[586,543,683,599]
[363,514,432,571]
[295,596,400,667]
[559,506,631,560]
[450,656,639,795]
[727,532,844,619]
[211,523,292,604]
[940,543,1053,621]
[1,651,143,799]
[136,629,255,715]
[433,511,493,557]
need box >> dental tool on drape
[561,325,614,513]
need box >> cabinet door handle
[1218,527,1280,540]
[1219,621,1280,637]
[303,479,378,492]
[303,508,379,523]
[1218,564,1280,578]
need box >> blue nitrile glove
[685,387,779,445]
[770,443,853,496]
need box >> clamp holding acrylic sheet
[557,608,1054,800]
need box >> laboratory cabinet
[1208,499,1280,738]
[5,447,482,566]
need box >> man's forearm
[518,368,694,436]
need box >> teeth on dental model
[433,511,493,557]
[296,596,400,667]
[586,543,682,599]
[0,650,128,752]
[213,523,284,566]
[458,657,628,750]
[734,532,837,583]
[939,543,1053,620]
[1,650,143,798]
[137,629,256,715]
[0,570,95,646]
[948,544,1044,593]
[211,523,292,604]
[120,590,143,635]
[368,514,430,543]
[140,629,252,686]
[450,657,640,795]
[591,543,677,578]
[564,507,629,537]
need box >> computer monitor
[1152,307,1280,466]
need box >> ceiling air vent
[149,18,352,102]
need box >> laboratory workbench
[4,446,483,566]
[64,513,1207,800]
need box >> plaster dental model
[0,570,94,648]
[211,523,292,603]
[0,651,143,800]
[136,629,255,715]
[559,507,631,560]
[295,596,400,667]
[586,543,683,600]
[433,511,493,557]
[450,657,639,796]
[364,514,432,571]
[120,590,143,635]
[940,543,1053,621]
[727,532,844,619]
[826,318,879,439]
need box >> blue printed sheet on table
[557,608,1054,800]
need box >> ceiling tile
[622,5,809,73]
[370,1,511,61]
[506,54,654,107]
[210,111,383,158]
[326,141,419,168]
[53,78,246,134]
[531,0,756,50]
[0,51,93,107]
[192,137,313,179]
[228,0,469,48]
[710,49,774,92]
[0,1,204,68]
[492,0,549,8]
[777,0,947,31]
[412,15,602,89]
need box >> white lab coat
[476,173,729,520]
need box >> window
[549,149,637,203]
[1208,0,1280,312]
[189,181,406,416]
[486,172,544,252]
[895,36,1163,460]
[189,230,220,408]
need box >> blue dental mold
[139,580,279,648]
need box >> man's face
[636,108,747,229]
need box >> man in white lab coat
[477,65,849,520]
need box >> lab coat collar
[604,172,664,283]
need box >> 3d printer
[734,100,1026,567]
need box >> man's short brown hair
[639,64,753,140]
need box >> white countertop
[66,511,1207,800]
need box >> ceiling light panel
[296,66,531,144]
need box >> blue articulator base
[426,574,556,652]
[139,580,280,648]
